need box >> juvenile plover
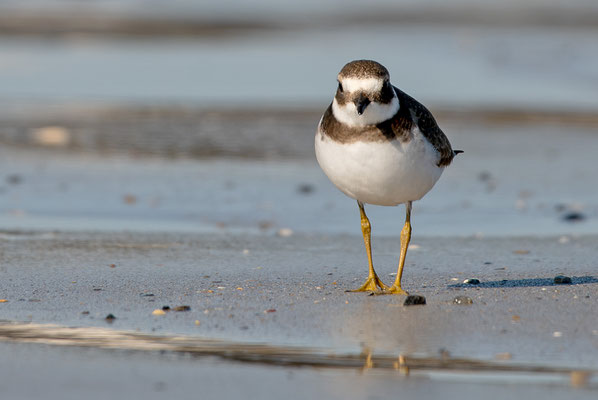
[315,60,461,294]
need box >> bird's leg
[386,201,412,295]
[349,201,389,292]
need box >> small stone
[463,278,480,285]
[31,126,71,146]
[81,311,90,315]
[123,194,137,205]
[554,275,572,284]
[513,250,530,255]
[495,352,512,360]
[570,371,591,388]
[453,296,473,305]
[562,212,585,222]
[162,306,171,311]
[264,309,277,313]
[478,171,492,182]
[173,305,191,312]
[152,309,166,316]
[195,320,201,326]
[105,314,116,322]
[0,299,7,303]
[6,174,22,185]
[140,293,154,297]
[403,295,426,306]
[297,183,315,194]
[277,228,293,237]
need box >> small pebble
[453,296,473,305]
[554,275,572,284]
[277,228,294,237]
[6,174,22,185]
[513,249,530,255]
[162,306,171,311]
[558,236,570,244]
[123,194,137,205]
[152,309,166,316]
[105,314,116,322]
[495,352,512,360]
[570,371,591,388]
[297,183,315,194]
[463,278,480,285]
[403,295,426,306]
[562,212,586,222]
[173,305,191,312]
[265,309,277,313]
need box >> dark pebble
[173,305,191,312]
[140,293,154,297]
[297,183,315,194]
[162,306,171,311]
[403,295,426,306]
[554,275,572,284]
[478,171,492,182]
[105,314,116,322]
[463,278,480,285]
[6,174,22,185]
[562,212,586,222]
[454,296,473,305]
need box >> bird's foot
[347,275,389,293]
[383,285,409,295]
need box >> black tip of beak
[355,96,370,115]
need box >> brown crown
[338,60,389,80]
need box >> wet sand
[1,1,597,396]
[1,231,598,398]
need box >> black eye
[337,82,343,93]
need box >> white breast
[315,126,444,206]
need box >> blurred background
[0,0,597,237]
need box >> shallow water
[0,5,597,109]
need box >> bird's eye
[337,82,344,93]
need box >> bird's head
[332,60,399,127]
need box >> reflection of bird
[315,60,461,294]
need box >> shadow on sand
[448,276,598,289]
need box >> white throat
[332,95,399,128]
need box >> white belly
[315,128,444,206]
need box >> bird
[315,60,461,295]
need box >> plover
[315,60,461,294]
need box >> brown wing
[394,87,456,167]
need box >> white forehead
[340,77,383,93]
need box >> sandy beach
[1,1,598,398]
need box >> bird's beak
[354,95,370,115]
